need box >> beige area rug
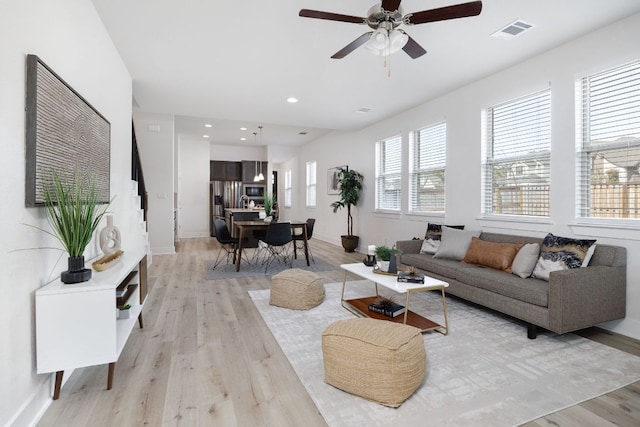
[249,281,640,426]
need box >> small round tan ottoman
[322,318,426,407]
[270,268,325,310]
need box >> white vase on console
[99,214,121,255]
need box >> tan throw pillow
[462,237,524,272]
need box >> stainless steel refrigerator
[210,181,243,236]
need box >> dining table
[233,220,310,272]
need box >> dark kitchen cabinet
[242,160,267,183]
[210,161,242,181]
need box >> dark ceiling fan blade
[406,1,482,25]
[299,9,365,24]
[381,0,402,12]
[331,32,373,59]
[402,35,427,59]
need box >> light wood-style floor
[38,237,640,426]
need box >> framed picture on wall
[25,54,111,207]
[327,165,347,195]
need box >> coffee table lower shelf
[342,296,444,333]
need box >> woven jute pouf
[322,318,426,407]
[270,268,325,310]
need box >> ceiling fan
[299,0,482,59]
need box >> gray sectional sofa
[396,232,627,339]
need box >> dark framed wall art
[25,54,111,207]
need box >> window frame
[482,88,552,218]
[305,160,317,208]
[284,169,292,208]
[576,59,640,223]
[408,121,447,214]
[375,134,402,212]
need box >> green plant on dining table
[263,192,274,217]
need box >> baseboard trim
[5,376,51,427]
[151,246,175,255]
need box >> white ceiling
[92,0,640,147]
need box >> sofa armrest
[396,239,422,255]
[548,265,626,334]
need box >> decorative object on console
[99,214,121,255]
[43,170,109,284]
[25,54,110,207]
[92,249,124,272]
[532,233,597,281]
[330,166,364,252]
[433,226,481,260]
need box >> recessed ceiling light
[240,127,247,131]
[287,97,298,103]
[204,123,212,128]
[240,137,247,141]
[354,107,372,114]
[203,134,209,138]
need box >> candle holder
[363,254,377,267]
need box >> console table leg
[138,312,144,328]
[53,371,63,400]
[107,362,115,390]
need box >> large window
[375,135,402,211]
[284,169,292,207]
[577,60,640,220]
[409,122,446,213]
[482,89,551,216]
[306,160,316,207]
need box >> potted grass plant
[263,192,274,221]
[330,167,364,252]
[43,171,110,284]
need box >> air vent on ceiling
[491,20,534,40]
[299,131,308,135]
[354,107,372,114]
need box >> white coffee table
[340,263,449,334]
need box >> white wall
[0,0,133,425]
[292,13,640,340]
[179,137,210,238]
[133,111,176,254]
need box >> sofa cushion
[401,254,466,280]
[433,227,481,260]
[462,237,523,272]
[420,238,440,254]
[425,223,465,240]
[455,266,549,307]
[511,243,541,278]
[532,233,597,281]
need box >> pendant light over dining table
[254,126,265,182]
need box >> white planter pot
[119,309,131,319]
[377,261,390,272]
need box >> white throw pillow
[433,227,481,261]
[420,238,440,254]
[511,243,541,278]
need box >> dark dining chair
[293,218,315,263]
[261,222,293,272]
[212,218,239,269]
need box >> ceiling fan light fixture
[367,27,388,50]
[388,29,408,52]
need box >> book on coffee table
[397,271,425,284]
[368,302,406,318]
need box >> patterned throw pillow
[424,223,465,241]
[531,233,597,281]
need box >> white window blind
[409,122,446,213]
[578,59,640,219]
[284,170,292,207]
[375,135,402,211]
[483,89,551,216]
[306,160,316,207]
